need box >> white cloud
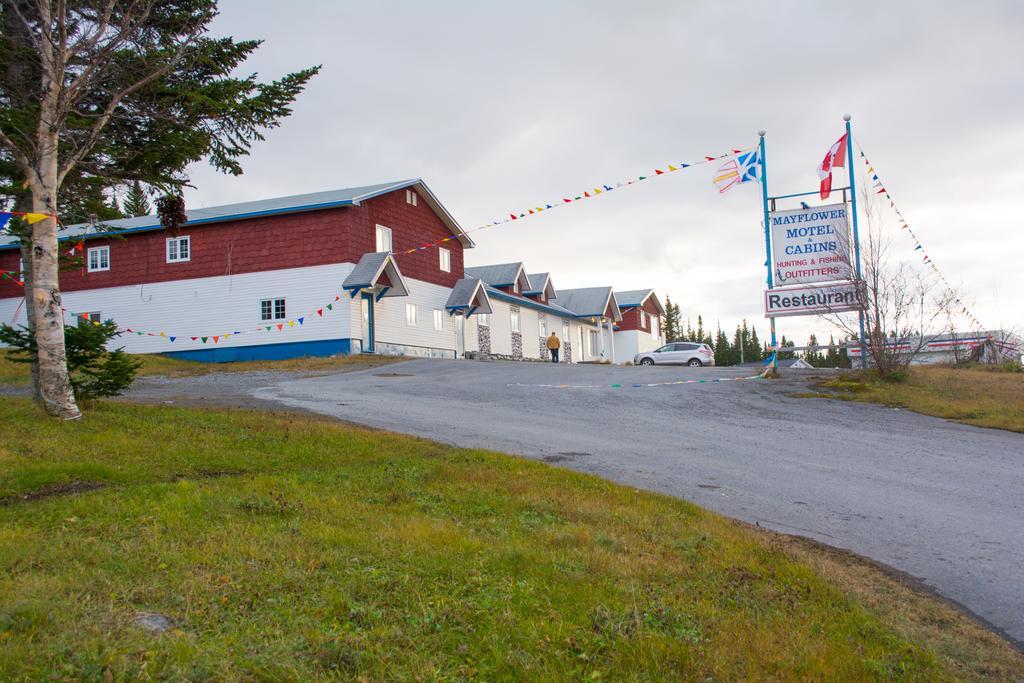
[184,0,1024,344]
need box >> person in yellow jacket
[546,332,561,363]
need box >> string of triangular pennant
[1,270,25,286]
[399,146,753,255]
[856,142,986,334]
[10,145,750,341]
[61,293,347,344]
[0,211,54,231]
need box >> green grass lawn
[817,365,1024,432]
[0,352,390,386]
[1,400,1021,680]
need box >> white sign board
[770,203,852,286]
[764,281,862,318]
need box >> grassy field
[2,400,1022,680]
[816,365,1024,432]
[0,352,390,386]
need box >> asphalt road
[132,359,1024,645]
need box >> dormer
[524,272,557,304]
[464,262,532,297]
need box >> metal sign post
[843,114,869,369]
[758,130,777,370]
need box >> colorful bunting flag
[0,210,52,227]
[859,141,985,335]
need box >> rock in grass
[133,612,174,633]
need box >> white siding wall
[0,262,357,355]
[613,329,661,364]
[369,278,462,357]
[520,307,540,359]
[488,300,513,356]
[572,319,604,362]
[0,262,471,359]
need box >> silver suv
[635,342,715,366]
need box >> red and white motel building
[0,180,663,363]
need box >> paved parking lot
[133,358,1024,645]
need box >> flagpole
[758,130,777,369]
[843,114,868,369]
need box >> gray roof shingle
[341,252,409,297]
[445,278,492,314]
[614,289,651,307]
[524,272,553,296]
[614,289,665,314]
[556,287,621,320]
[464,263,530,289]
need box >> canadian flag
[817,133,848,200]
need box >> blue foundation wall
[162,338,357,363]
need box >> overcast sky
[183,1,1024,344]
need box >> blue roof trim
[485,286,591,319]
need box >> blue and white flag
[713,149,761,193]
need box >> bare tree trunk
[18,239,41,401]
[29,131,80,419]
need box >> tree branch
[57,34,197,186]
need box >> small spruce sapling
[0,320,141,401]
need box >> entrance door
[455,315,465,358]
[360,293,375,353]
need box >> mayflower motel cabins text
[0,180,665,364]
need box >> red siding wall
[0,188,464,300]
[617,298,661,332]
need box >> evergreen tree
[661,296,681,342]
[838,336,853,368]
[0,319,141,400]
[123,181,151,217]
[746,324,762,362]
[730,324,744,365]
[824,334,839,368]
[0,2,319,418]
[696,315,705,344]
[778,335,796,360]
[805,334,822,367]
[714,325,731,366]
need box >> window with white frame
[438,247,451,272]
[478,313,490,327]
[87,246,109,272]
[260,298,286,321]
[375,224,392,253]
[405,303,417,326]
[166,235,190,263]
[78,311,101,327]
[513,281,520,294]
[589,329,599,356]
[433,309,444,331]
[510,309,520,333]
[652,315,660,338]
[639,310,647,328]
[405,189,418,206]
[539,316,547,338]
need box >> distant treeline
[661,296,853,368]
